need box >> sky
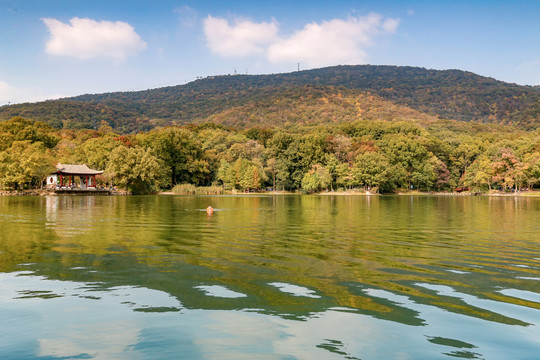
[1,0,540,105]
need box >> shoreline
[2,189,539,197]
[0,189,130,196]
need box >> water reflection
[1,195,540,359]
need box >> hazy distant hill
[1,65,539,132]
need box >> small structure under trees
[47,163,103,189]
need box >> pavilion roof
[55,163,104,175]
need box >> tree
[0,141,55,190]
[411,160,436,191]
[452,141,481,178]
[352,152,390,191]
[301,164,331,193]
[75,135,124,170]
[462,154,494,192]
[239,164,262,191]
[280,134,326,189]
[106,146,167,194]
[265,158,278,190]
[244,127,274,146]
[523,152,540,189]
[217,158,264,191]
[0,117,60,151]
[323,153,340,191]
[217,159,235,189]
[326,134,353,162]
[430,156,451,190]
[335,163,356,190]
[492,147,520,191]
[380,133,430,190]
[140,127,209,187]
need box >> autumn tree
[492,147,520,191]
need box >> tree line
[0,116,539,194]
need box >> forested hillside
[1,116,539,195]
[1,65,540,132]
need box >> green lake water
[1,195,539,359]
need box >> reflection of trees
[3,195,540,326]
[0,197,59,271]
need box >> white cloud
[42,17,147,60]
[383,18,400,33]
[268,14,400,67]
[203,14,399,67]
[203,15,279,57]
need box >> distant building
[47,163,104,189]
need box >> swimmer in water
[206,206,214,215]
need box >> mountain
[1,65,539,132]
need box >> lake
[1,195,539,359]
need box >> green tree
[352,152,390,191]
[217,158,264,191]
[0,117,60,151]
[522,152,540,189]
[323,153,340,191]
[265,157,278,190]
[106,146,167,194]
[411,160,436,191]
[217,159,236,189]
[301,164,331,193]
[335,163,356,190]
[0,141,55,190]
[462,154,494,192]
[380,133,430,190]
[267,132,328,190]
[75,135,124,170]
[140,127,209,187]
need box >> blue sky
[1,0,540,105]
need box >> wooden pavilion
[47,163,104,190]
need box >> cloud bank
[203,13,399,67]
[42,17,147,60]
[203,16,279,57]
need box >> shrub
[172,183,196,195]
[195,185,224,195]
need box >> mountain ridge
[1,65,539,132]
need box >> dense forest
[2,65,540,133]
[1,116,538,194]
[1,65,539,194]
